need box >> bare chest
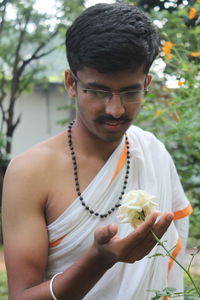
[45,155,105,225]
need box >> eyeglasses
[71,71,148,104]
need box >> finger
[95,224,118,245]
[135,213,173,257]
[122,211,159,247]
[153,212,173,239]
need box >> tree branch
[0,0,8,36]
[12,114,21,132]
[21,28,62,67]
[10,8,32,101]
[16,28,63,82]
[0,71,7,107]
[33,42,64,60]
[0,0,9,9]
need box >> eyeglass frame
[71,71,149,104]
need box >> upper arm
[2,154,49,298]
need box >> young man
[2,3,191,300]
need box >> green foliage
[149,287,181,299]
[135,2,200,241]
[148,272,200,299]
[188,199,200,245]
[118,0,193,12]
[150,287,200,299]
[0,272,8,300]
[185,273,200,300]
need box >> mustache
[95,115,132,123]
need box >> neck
[71,119,124,161]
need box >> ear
[145,74,152,89]
[64,70,77,97]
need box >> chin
[97,131,126,144]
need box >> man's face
[65,67,151,144]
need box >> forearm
[14,244,114,300]
[55,244,114,300]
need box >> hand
[94,211,173,267]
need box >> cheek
[77,97,104,117]
[124,103,141,117]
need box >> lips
[102,120,126,132]
[104,121,122,126]
[95,117,130,133]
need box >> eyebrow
[84,81,143,91]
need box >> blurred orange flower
[191,52,200,57]
[163,41,176,59]
[188,7,196,19]
[185,136,191,141]
[154,110,161,117]
[178,81,184,86]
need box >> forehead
[77,67,147,90]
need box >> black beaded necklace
[67,121,130,218]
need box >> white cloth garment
[46,125,190,300]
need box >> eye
[90,90,111,99]
[121,91,142,102]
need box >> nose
[105,94,125,118]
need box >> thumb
[95,224,118,245]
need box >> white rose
[117,190,158,228]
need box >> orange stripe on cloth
[162,205,190,300]
[173,204,192,220]
[168,235,182,272]
[109,140,128,185]
[49,234,67,248]
[162,237,182,299]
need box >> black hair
[65,3,160,74]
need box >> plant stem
[188,249,200,273]
[151,230,200,297]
